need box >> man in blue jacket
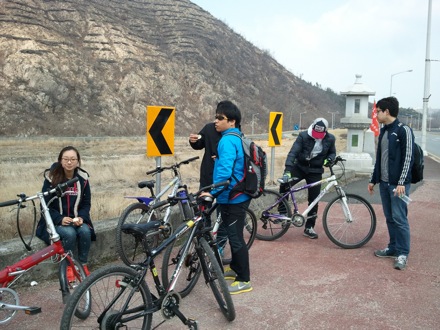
[202,100,252,294]
[368,96,414,270]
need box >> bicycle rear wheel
[60,265,153,329]
[116,202,156,266]
[161,223,202,298]
[323,193,376,249]
[198,237,235,322]
[218,208,257,264]
[250,189,292,241]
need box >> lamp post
[389,69,413,95]
[251,113,259,135]
[299,111,306,130]
[327,111,337,130]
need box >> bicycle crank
[161,291,182,319]
[291,214,305,227]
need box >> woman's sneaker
[66,266,75,282]
[303,227,318,239]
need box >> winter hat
[308,118,328,139]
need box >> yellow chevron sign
[146,106,175,156]
[268,112,283,147]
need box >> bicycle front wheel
[61,264,153,329]
[59,257,90,319]
[218,208,257,264]
[198,237,235,322]
[323,193,376,249]
[116,202,156,266]
[250,189,292,241]
[162,223,202,298]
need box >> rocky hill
[0,0,345,137]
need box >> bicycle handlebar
[147,180,230,211]
[146,156,200,175]
[331,156,346,167]
[0,199,20,207]
[0,177,79,207]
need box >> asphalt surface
[4,157,440,330]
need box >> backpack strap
[223,132,244,183]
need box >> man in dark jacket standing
[280,117,336,239]
[368,96,414,270]
[189,122,221,188]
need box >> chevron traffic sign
[146,106,175,156]
[268,112,283,147]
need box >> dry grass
[0,130,347,241]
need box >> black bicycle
[61,181,234,329]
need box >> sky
[191,0,440,111]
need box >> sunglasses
[215,115,229,121]
[377,108,387,113]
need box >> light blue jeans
[379,181,411,257]
[56,224,92,264]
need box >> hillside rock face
[0,0,345,136]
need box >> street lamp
[327,111,337,130]
[389,69,413,95]
[299,112,306,130]
[251,113,259,135]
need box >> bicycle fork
[335,187,354,222]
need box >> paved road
[5,157,440,329]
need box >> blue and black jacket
[211,127,250,204]
[370,119,414,186]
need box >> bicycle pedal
[186,318,198,329]
[25,306,42,315]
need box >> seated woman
[36,146,96,279]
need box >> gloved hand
[323,158,332,167]
[282,171,291,183]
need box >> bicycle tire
[161,223,202,298]
[323,193,376,249]
[116,202,157,266]
[219,208,257,264]
[59,257,90,319]
[0,288,19,324]
[198,237,235,322]
[60,264,153,329]
[250,189,292,241]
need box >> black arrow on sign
[149,108,173,154]
[270,113,282,145]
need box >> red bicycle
[0,178,91,325]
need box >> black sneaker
[303,227,318,239]
[374,248,396,258]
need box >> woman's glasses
[215,115,229,121]
[62,158,78,163]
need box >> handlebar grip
[146,167,161,175]
[0,199,20,207]
[63,177,79,188]
[198,180,230,194]
[211,180,230,189]
[181,156,200,164]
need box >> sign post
[268,112,283,184]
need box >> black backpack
[398,122,424,184]
[411,142,424,184]
[226,132,267,199]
